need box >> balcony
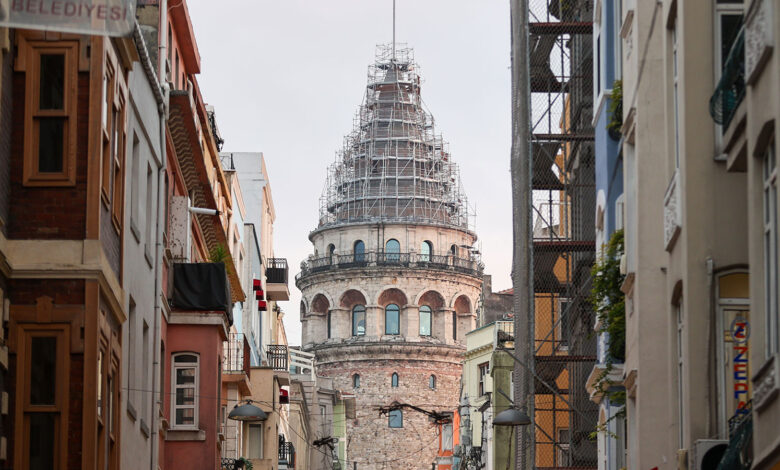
[267,344,288,372]
[296,252,483,283]
[279,440,296,469]
[265,258,290,301]
[710,27,745,131]
[170,262,231,319]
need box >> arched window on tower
[385,304,400,335]
[391,373,399,388]
[420,240,433,262]
[385,239,400,262]
[327,244,335,264]
[452,312,457,340]
[429,375,436,389]
[450,244,457,257]
[419,305,432,336]
[327,311,332,339]
[354,240,365,263]
[353,374,360,389]
[352,305,366,336]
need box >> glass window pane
[419,306,431,336]
[720,14,744,70]
[174,354,198,363]
[385,304,400,335]
[386,239,400,262]
[354,240,365,262]
[176,368,195,384]
[388,409,402,428]
[391,373,398,388]
[247,424,263,459]
[175,408,195,425]
[29,413,56,470]
[39,54,65,110]
[38,117,65,173]
[176,387,195,405]
[353,306,366,336]
[30,336,57,405]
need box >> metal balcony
[222,333,250,376]
[279,440,296,469]
[265,258,290,301]
[266,344,288,372]
[710,27,745,130]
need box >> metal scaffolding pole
[510,0,534,470]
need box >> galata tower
[296,45,482,469]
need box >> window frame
[14,325,70,470]
[419,305,432,336]
[478,362,489,396]
[354,240,365,262]
[429,375,436,390]
[385,304,400,335]
[22,40,79,186]
[420,240,433,262]
[171,352,200,430]
[764,140,779,357]
[388,409,403,428]
[391,373,399,388]
[353,374,360,389]
[352,305,366,336]
[246,422,264,459]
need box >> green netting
[716,413,752,470]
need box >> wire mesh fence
[527,0,598,468]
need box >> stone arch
[299,299,307,316]
[310,293,331,314]
[453,294,472,314]
[377,287,408,307]
[339,288,369,310]
[415,290,445,310]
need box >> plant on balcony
[589,229,626,436]
[209,243,230,264]
[237,457,253,470]
[607,80,623,140]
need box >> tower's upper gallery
[318,45,473,231]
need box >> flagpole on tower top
[392,0,396,60]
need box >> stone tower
[296,45,482,469]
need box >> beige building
[620,0,779,467]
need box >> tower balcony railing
[296,251,483,282]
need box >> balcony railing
[710,27,745,130]
[223,333,250,376]
[279,441,296,468]
[267,344,288,371]
[266,258,289,285]
[296,251,483,282]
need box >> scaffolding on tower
[319,45,475,232]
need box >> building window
[327,312,332,339]
[99,49,127,231]
[247,423,263,459]
[671,21,680,168]
[353,374,360,389]
[391,373,399,388]
[675,302,684,448]
[419,305,432,336]
[385,239,400,262]
[478,362,489,396]
[385,304,400,335]
[22,41,79,186]
[558,298,572,350]
[354,240,365,262]
[557,428,571,466]
[352,305,366,336]
[429,375,436,390]
[452,312,458,340]
[327,244,335,264]
[172,353,199,429]
[420,240,433,261]
[388,409,403,428]
[764,141,779,357]
[450,244,457,257]
[442,418,453,451]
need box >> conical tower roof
[318,44,473,231]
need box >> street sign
[0,0,135,37]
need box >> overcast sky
[187,0,513,345]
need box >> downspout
[706,257,717,438]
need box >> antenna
[392,0,396,60]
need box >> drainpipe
[706,257,716,438]
[149,1,169,468]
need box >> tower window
[353,374,360,389]
[420,240,433,261]
[391,373,399,388]
[388,409,403,428]
[429,375,436,389]
[354,240,365,262]
[419,305,432,336]
[352,305,366,336]
[385,304,400,335]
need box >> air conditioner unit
[690,440,728,470]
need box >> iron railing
[296,252,483,282]
[710,27,745,130]
[279,441,296,468]
[222,333,250,376]
[267,344,288,371]
[266,258,289,285]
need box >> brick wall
[8,72,88,240]
[317,348,462,469]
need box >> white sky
[187,0,513,345]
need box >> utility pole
[509,0,533,469]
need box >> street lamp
[227,399,268,422]
[493,407,531,426]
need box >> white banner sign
[0,0,136,37]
